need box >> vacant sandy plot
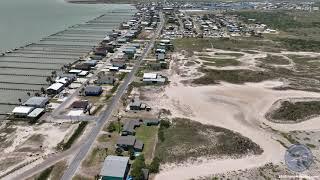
[147,51,320,180]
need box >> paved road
[60,12,165,180]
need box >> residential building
[122,119,142,136]
[100,156,130,180]
[12,106,35,118]
[47,83,64,95]
[23,97,49,108]
[116,135,144,152]
[84,86,103,96]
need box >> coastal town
[1,0,320,180]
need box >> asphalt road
[60,12,165,180]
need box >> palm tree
[27,92,31,96]
[18,98,22,104]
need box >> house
[12,106,35,118]
[95,72,115,85]
[100,156,130,180]
[84,60,98,67]
[69,69,82,75]
[112,60,127,69]
[55,77,72,86]
[122,119,142,136]
[129,97,142,110]
[70,100,89,109]
[85,86,103,96]
[143,73,166,84]
[58,74,77,82]
[23,97,49,108]
[75,63,91,71]
[94,47,107,56]
[116,135,144,152]
[47,83,64,95]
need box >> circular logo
[285,144,313,172]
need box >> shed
[23,97,49,108]
[85,86,103,96]
[100,156,129,180]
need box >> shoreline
[65,0,136,4]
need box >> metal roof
[23,97,49,107]
[27,108,44,118]
[47,83,64,91]
[12,106,35,114]
[117,136,136,146]
[100,156,129,178]
[143,73,157,79]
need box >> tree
[107,122,116,133]
[40,87,46,94]
[27,92,31,96]
[131,155,146,180]
[149,157,160,173]
[34,92,40,97]
[115,147,123,156]
[18,98,22,103]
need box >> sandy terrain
[0,122,78,178]
[143,50,320,180]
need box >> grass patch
[57,122,88,150]
[270,101,320,122]
[275,38,320,52]
[82,147,108,167]
[155,118,263,163]
[193,68,274,85]
[280,132,298,144]
[35,166,54,180]
[199,56,241,67]
[214,52,244,58]
[306,143,317,149]
[257,54,290,65]
[173,37,278,53]
[135,125,158,162]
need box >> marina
[0,10,136,115]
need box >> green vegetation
[104,121,122,133]
[270,100,320,122]
[275,38,320,52]
[131,155,146,179]
[173,37,278,53]
[148,157,160,173]
[257,54,290,65]
[306,143,317,148]
[215,52,244,57]
[82,147,108,167]
[193,68,274,85]
[110,82,120,94]
[280,132,298,144]
[232,11,304,30]
[155,118,263,163]
[35,166,54,180]
[199,57,241,67]
[57,122,88,150]
[136,125,158,162]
